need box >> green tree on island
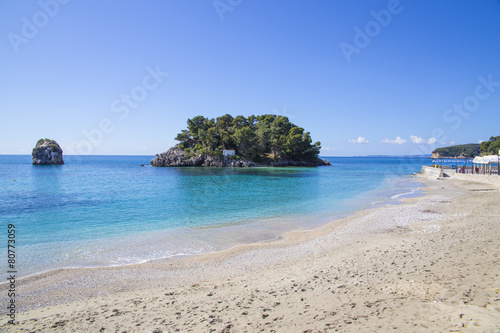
[480,136,500,156]
[432,144,480,158]
[174,114,321,162]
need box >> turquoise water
[0,155,427,277]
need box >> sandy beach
[2,175,500,332]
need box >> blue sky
[1,0,499,156]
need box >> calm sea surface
[0,155,428,277]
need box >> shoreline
[1,176,420,287]
[6,174,422,280]
[2,175,500,331]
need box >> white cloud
[321,147,336,151]
[381,136,407,145]
[410,135,425,144]
[427,137,437,144]
[478,139,485,143]
[348,137,369,144]
[449,141,455,145]
[409,136,437,145]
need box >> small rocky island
[151,114,331,167]
[32,138,64,165]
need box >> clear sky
[1,0,499,156]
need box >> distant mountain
[431,144,480,159]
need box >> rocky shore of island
[151,145,331,167]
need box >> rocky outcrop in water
[151,145,331,167]
[32,139,64,165]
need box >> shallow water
[0,155,427,277]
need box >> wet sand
[1,176,499,332]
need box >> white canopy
[473,155,499,164]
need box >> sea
[0,155,428,278]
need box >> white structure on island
[223,149,235,157]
